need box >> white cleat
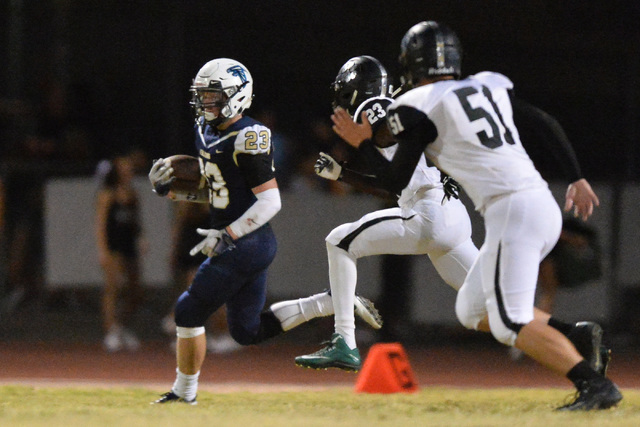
[354,295,383,329]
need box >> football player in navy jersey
[333,22,621,411]
[148,58,285,405]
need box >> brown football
[166,154,203,192]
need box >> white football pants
[455,187,562,346]
[325,192,478,348]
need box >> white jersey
[389,71,547,212]
[377,144,442,207]
[354,96,442,208]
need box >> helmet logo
[428,66,455,75]
[436,41,445,68]
[227,65,248,83]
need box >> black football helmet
[399,21,462,87]
[331,55,389,116]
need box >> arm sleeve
[357,105,436,194]
[510,93,582,182]
[338,164,394,198]
[340,166,377,187]
[228,187,281,239]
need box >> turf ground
[2,385,640,426]
[1,338,638,426]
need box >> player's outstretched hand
[331,107,372,148]
[564,178,600,221]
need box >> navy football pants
[174,224,277,345]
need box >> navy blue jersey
[194,116,275,229]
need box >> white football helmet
[189,58,253,127]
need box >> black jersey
[194,116,275,230]
[106,198,140,256]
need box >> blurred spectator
[377,196,416,342]
[0,78,95,313]
[95,152,145,352]
[23,78,94,162]
[296,117,352,195]
[160,202,242,354]
[537,217,602,314]
[125,145,151,176]
[511,217,602,361]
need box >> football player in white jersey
[333,21,621,411]
[296,56,611,379]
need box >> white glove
[148,158,176,196]
[314,152,342,180]
[189,228,236,257]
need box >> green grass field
[1,385,638,427]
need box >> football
[165,154,203,192]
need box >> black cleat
[567,321,606,375]
[557,378,622,411]
[151,391,197,405]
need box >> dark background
[1,0,639,180]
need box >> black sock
[253,309,285,344]
[567,360,601,387]
[548,317,574,336]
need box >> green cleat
[295,333,361,372]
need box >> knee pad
[488,321,518,347]
[176,326,205,339]
[454,287,485,331]
[455,303,482,331]
[325,224,352,252]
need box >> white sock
[270,291,333,331]
[327,243,358,349]
[172,368,200,401]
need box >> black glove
[441,173,460,204]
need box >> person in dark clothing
[95,152,144,352]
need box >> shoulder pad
[385,104,431,138]
[235,124,272,155]
[354,96,394,136]
[471,71,514,90]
